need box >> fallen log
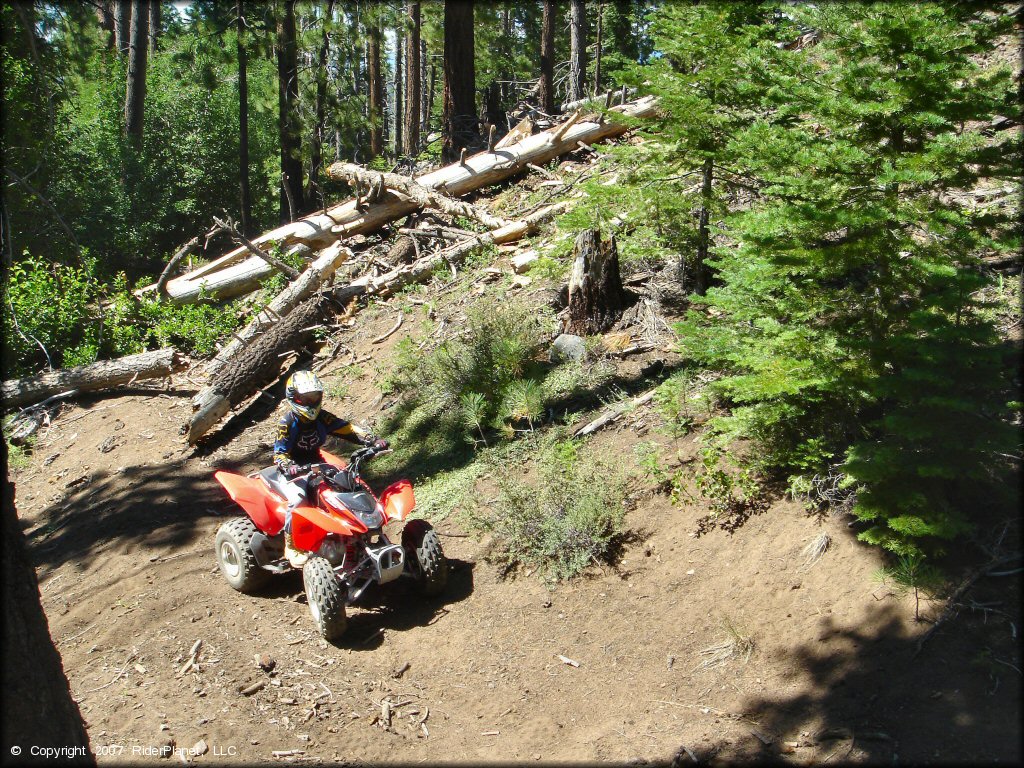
[185,203,568,444]
[145,95,658,305]
[2,348,188,410]
[199,241,351,381]
[326,163,508,229]
[572,388,657,438]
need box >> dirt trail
[13,288,1022,766]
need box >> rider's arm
[273,416,296,469]
[320,410,372,445]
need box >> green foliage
[386,298,555,442]
[5,439,33,471]
[873,552,946,621]
[466,438,627,581]
[2,255,281,376]
[675,4,1018,554]
[654,370,717,439]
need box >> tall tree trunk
[114,0,130,54]
[277,0,304,222]
[593,1,603,93]
[393,30,403,157]
[148,0,160,53]
[97,1,115,50]
[442,0,476,163]
[426,57,436,138]
[539,0,555,114]
[307,0,335,210]
[420,38,429,138]
[404,1,421,157]
[692,157,713,295]
[237,0,253,235]
[367,16,383,159]
[568,0,587,103]
[124,0,149,145]
[2,472,94,763]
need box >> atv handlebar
[291,445,391,484]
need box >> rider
[274,370,387,567]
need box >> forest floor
[13,208,1022,765]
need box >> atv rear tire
[303,556,347,641]
[216,517,271,593]
[402,520,448,596]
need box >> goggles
[293,391,323,408]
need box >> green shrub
[386,297,555,442]
[466,438,627,581]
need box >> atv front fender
[215,471,286,535]
[291,505,362,552]
[381,479,415,523]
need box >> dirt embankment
[11,285,1020,766]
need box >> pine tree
[682,4,1018,555]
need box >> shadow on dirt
[665,567,1022,766]
[28,442,268,572]
[325,558,476,650]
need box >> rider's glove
[282,463,303,479]
[371,438,389,452]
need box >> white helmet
[285,370,324,422]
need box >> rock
[193,739,208,756]
[550,333,586,362]
[511,275,533,289]
[255,653,276,673]
[511,249,539,274]
[157,737,175,759]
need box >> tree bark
[539,0,556,114]
[97,1,115,50]
[693,157,713,295]
[146,95,659,304]
[148,0,160,53]
[2,348,187,410]
[1,471,94,764]
[393,29,404,157]
[277,0,305,222]
[593,1,603,93]
[200,241,352,380]
[237,0,253,235]
[420,38,429,138]
[568,0,588,103]
[114,0,130,54]
[327,162,508,228]
[307,0,335,210]
[567,228,627,335]
[367,16,384,159]
[404,1,421,157]
[442,0,476,163]
[124,0,149,144]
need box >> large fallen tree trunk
[327,163,509,229]
[185,203,568,444]
[147,95,659,305]
[199,241,351,380]
[1,348,188,410]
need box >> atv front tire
[303,556,347,641]
[402,520,448,596]
[215,517,271,594]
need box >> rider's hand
[283,463,304,479]
[371,438,389,452]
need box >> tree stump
[566,229,627,335]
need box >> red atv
[212,445,447,640]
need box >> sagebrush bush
[466,439,627,581]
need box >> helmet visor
[293,391,323,409]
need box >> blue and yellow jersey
[273,409,369,468]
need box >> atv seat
[254,466,297,504]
